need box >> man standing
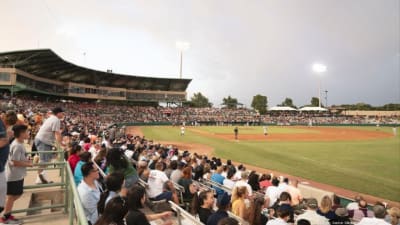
[34,107,64,184]
[180,126,185,136]
[234,127,238,140]
[263,126,268,136]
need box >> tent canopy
[299,106,328,111]
[269,106,298,111]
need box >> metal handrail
[227,211,249,225]
[66,163,89,225]
[92,161,107,178]
[203,178,232,194]
[169,201,205,225]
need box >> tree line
[183,92,400,114]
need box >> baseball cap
[306,198,318,209]
[335,208,349,217]
[217,193,231,207]
[52,107,64,115]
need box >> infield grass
[141,126,400,202]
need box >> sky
[0,0,399,107]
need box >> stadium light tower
[312,63,327,108]
[176,41,190,79]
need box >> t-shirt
[211,173,225,196]
[198,207,213,224]
[207,210,229,225]
[147,169,169,198]
[35,115,60,145]
[0,120,9,172]
[68,154,80,174]
[286,185,302,206]
[170,169,183,183]
[232,198,246,217]
[125,209,151,225]
[223,178,235,189]
[7,139,28,181]
[107,158,137,178]
[178,177,194,201]
[265,186,280,207]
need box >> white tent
[269,106,298,111]
[299,106,328,111]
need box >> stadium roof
[269,106,297,111]
[0,49,191,91]
[299,106,328,111]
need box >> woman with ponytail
[191,190,215,224]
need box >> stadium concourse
[0,94,399,225]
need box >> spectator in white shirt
[147,162,179,204]
[277,177,289,194]
[233,171,252,197]
[77,162,103,225]
[296,198,330,225]
[223,170,236,190]
[357,204,390,225]
[265,177,281,207]
[347,195,363,210]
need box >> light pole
[312,63,327,108]
[176,41,190,79]
[325,90,328,107]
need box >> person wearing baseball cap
[34,107,65,184]
[207,192,231,225]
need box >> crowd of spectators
[1,93,398,129]
[0,93,399,225]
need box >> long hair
[182,166,192,179]
[247,171,260,191]
[248,197,265,225]
[69,144,82,157]
[320,195,333,214]
[97,172,125,214]
[127,185,146,210]
[231,186,248,203]
[94,196,128,225]
[191,190,213,215]
[106,148,127,170]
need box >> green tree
[280,97,296,108]
[251,94,268,114]
[311,97,321,107]
[189,92,212,107]
[222,95,238,109]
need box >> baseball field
[130,125,400,202]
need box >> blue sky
[0,0,399,107]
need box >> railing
[169,201,205,225]
[93,161,107,178]
[9,148,88,225]
[227,211,249,225]
[66,162,89,225]
[202,178,233,194]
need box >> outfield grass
[141,126,400,202]
[195,126,319,134]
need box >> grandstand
[0,49,191,104]
[0,50,399,225]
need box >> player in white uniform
[180,126,185,136]
[263,126,268,136]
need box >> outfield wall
[115,121,399,128]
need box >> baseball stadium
[0,48,398,225]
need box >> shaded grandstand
[0,49,191,104]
